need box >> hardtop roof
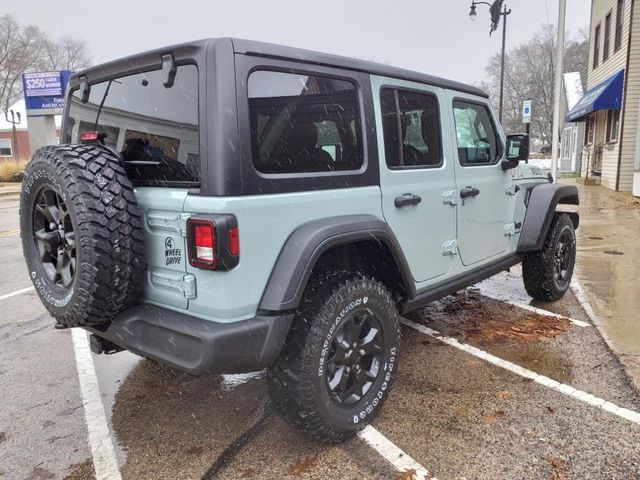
[70,37,488,98]
[231,38,488,98]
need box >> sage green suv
[20,38,578,443]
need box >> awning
[566,69,624,122]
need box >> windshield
[65,64,200,186]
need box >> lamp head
[469,3,478,20]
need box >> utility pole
[550,0,567,182]
[4,109,21,161]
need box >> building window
[0,139,12,157]
[604,13,612,61]
[594,24,601,69]
[606,109,621,142]
[615,0,624,52]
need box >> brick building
[0,100,61,162]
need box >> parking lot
[2,190,640,480]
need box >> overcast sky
[6,0,590,85]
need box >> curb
[571,280,640,395]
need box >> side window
[248,70,363,174]
[453,100,502,166]
[380,88,442,169]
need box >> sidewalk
[567,179,640,390]
[0,183,21,197]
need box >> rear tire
[522,213,576,302]
[268,274,400,443]
[20,145,146,328]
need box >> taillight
[80,131,99,142]
[229,227,240,256]
[186,215,239,271]
[187,219,216,269]
[80,131,106,144]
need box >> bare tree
[483,24,588,146]
[0,15,92,111]
[40,35,91,71]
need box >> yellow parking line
[0,228,20,238]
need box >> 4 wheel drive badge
[164,237,182,266]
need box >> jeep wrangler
[20,38,578,443]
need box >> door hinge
[148,212,192,238]
[182,274,197,299]
[150,270,197,299]
[179,213,192,237]
[505,183,521,196]
[442,190,458,206]
[442,239,458,256]
[504,222,521,236]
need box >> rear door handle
[459,186,480,199]
[394,193,422,208]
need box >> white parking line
[478,292,591,328]
[401,318,640,426]
[71,329,122,480]
[358,426,436,479]
[0,286,34,301]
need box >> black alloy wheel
[32,187,77,289]
[326,309,385,406]
[553,229,574,289]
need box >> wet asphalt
[1,191,640,479]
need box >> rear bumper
[85,305,293,375]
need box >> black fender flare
[258,214,415,312]
[518,183,579,252]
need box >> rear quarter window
[66,64,200,186]
[247,70,363,175]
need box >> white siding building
[569,0,640,195]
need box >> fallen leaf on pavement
[395,469,418,480]
[288,455,318,476]
[186,446,203,455]
[240,467,256,478]
[496,390,513,400]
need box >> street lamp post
[469,0,512,123]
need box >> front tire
[523,213,576,301]
[268,275,400,443]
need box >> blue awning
[566,69,624,122]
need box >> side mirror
[502,133,529,171]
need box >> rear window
[248,70,363,175]
[66,64,199,186]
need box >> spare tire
[20,144,146,328]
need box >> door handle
[459,186,480,199]
[394,193,422,208]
